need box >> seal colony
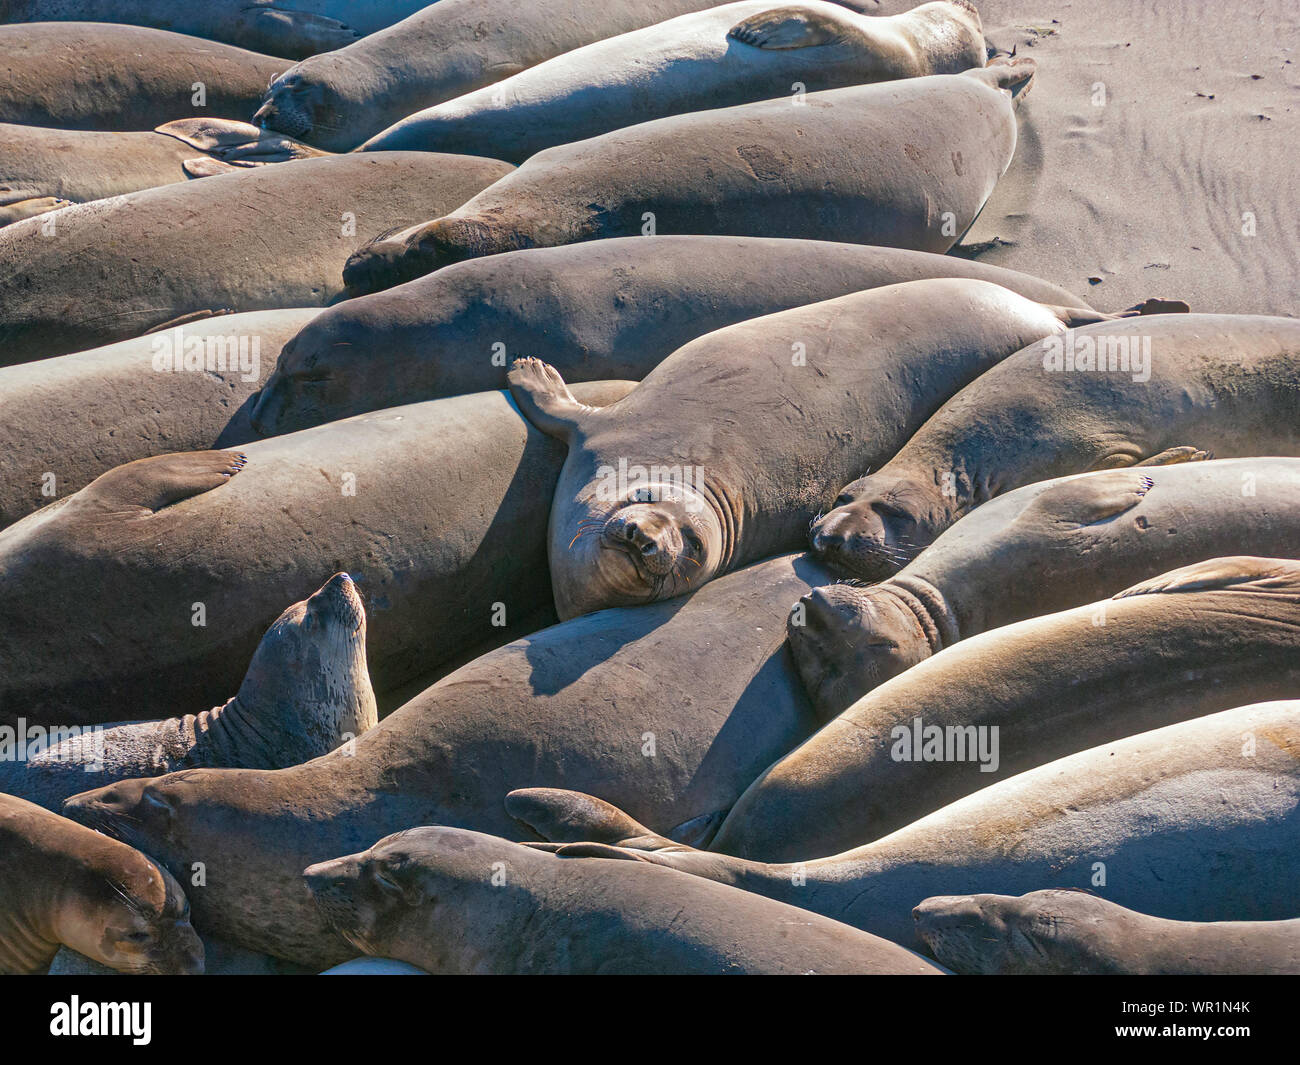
[0,0,1297,980]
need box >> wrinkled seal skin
[303,827,946,975]
[0,151,511,364]
[255,0,818,152]
[507,701,1300,947]
[811,313,1300,581]
[342,57,1037,295]
[508,278,1131,620]
[0,381,633,728]
[59,553,838,967]
[252,236,1092,437]
[709,556,1300,860]
[0,573,376,810]
[360,1,985,161]
[791,458,1300,718]
[914,889,1300,976]
[0,793,203,974]
[0,0,431,59]
[0,307,322,530]
[0,118,326,213]
[0,22,286,130]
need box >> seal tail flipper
[505,359,598,445]
[76,452,247,514]
[727,7,844,49]
[1047,298,1190,327]
[977,53,1037,102]
[1113,556,1300,599]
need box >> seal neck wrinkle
[0,902,60,973]
[882,574,960,654]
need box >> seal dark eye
[370,867,402,896]
[124,931,152,944]
[680,525,702,552]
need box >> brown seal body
[914,890,1300,975]
[341,58,1038,295]
[810,314,1300,581]
[304,827,946,975]
[0,793,202,974]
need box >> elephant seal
[0,381,633,727]
[58,552,839,967]
[0,573,376,810]
[505,700,1300,947]
[303,827,945,975]
[0,793,202,974]
[914,890,1300,975]
[810,313,1300,581]
[0,119,325,219]
[0,1,431,58]
[254,0,805,152]
[360,1,985,161]
[705,555,1300,860]
[0,22,286,130]
[252,236,1092,436]
[341,56,1038,295]
[790,457,1300,718]
[0,307,322,530]
[0,150,511,364]
[506,277,1147,619]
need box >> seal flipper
[1016,470,1153,529]
[183,157,246,178]
[0,195,72,227]
[506,359,598,445]
[550,843,656,863]
[972,54,1037,102]
[245,7,362,54]
[727,7,844,49]
[1114,556,1300,599]
[76,452,247,514]
[1134,446,1213,466]
[1046,299,1190,328]
[505,787,681,852]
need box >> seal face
[810,472,949,580]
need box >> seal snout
[309,571,364,632]
[602,506,684,577]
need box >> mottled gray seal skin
[360,1,985,160]
[0,573,376,810]
[914,890,1300,976]
[341,56,1038,295]
[0,150,511,364]
[708,556,1300,860]
[0,307,322,530]
[0,381,633,728]
[507,278,1133,620]
[255,0,805,152]
[790,458,1300,718]
[304,827,946,975]
[0,118,326,214]
[60,553,838,967]
[0,22,287,130]
[507,701,1300,947]
[0,0,431,58]
[0,793,203,974]
[810,313,1300,581]
[251,236,1092,437]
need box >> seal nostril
[624,522,638,540]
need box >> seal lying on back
[0,119,324,219]
[0,793,202,974]
[810,313,1300,580]
[360,1,985,160]
[914,890,1300,975]
[254,0,811,152]
[707,556,1300,860]
[790,458,1300,718]
[0,150,510,364]
[0,0,431,58]
[506,278,1143,619]
[0,307,322,530]
[0,23,286,130]
[251,236,1092,436]
[58,553,839,967]
[0,381,632,726]
[0,573,376,810]
[304,827,945,975]
[341,57,1038,295]
[506,701,1300,947]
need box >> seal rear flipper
[506,359,599,445]
[1125,297,1191,316]
[0,195,72,227]
[727,7,844,49]
[1134,446,1213,467]
[976,54,1037,102]
[1047,300,1189,327]
[77,452,248,514]
[1016,470,1153,529]
[1114,556,1300,599]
